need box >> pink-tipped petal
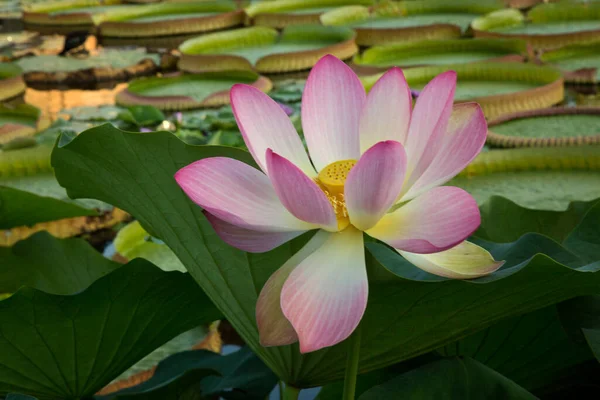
[302,55,366,171]
[281,227,367,353]
[231,84,315,177]
[175,157,313,232]
[266,150,337,231]
[403,71,456,185]
[256,230,330,347]
[366,186,480,254]
[399,241,504,279]
[205,212,305,253]
[401,103,487,201]
[359,68,412,153]
[345,141,408,231]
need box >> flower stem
[282,383,300,400]
[342,326,362,400]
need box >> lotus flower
[175,55,503,353]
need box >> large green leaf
[100,347,277,400]
[0,233,223,399]
[0,231,117,295]
[438,306,593,391]
[358,357,535,399]
[51,125,600,387]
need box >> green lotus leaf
[0,104,50,145]
[0,232,222,399]
[116,71,272,111]
[359,357,535,399]
[178,24,357,74]
[98,1,244,47]
[362,62,564,120]
[473,2,600,49]
[114,220,186,272]
[540,41,600,83]
[51,125,600,387]
[246,0,374,29]
[487,107,600,148]
[558,296,600,363]
[99,347,277,400]
[322,0,504,46]
[0,63,25,102]
[353,38,528,72]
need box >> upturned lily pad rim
[116,71,273,111]
[178,24,357,74]
[486,107,600,148]
[321,0,504,46]
[98,1,244,38]
[0,63,25,102]
[0,104,51,143]
[22,0,124,27]
[352,37,529,72]
[246,0,375,28]
[539,41,600,83]
[361,62,564,120]
[458,145,600,178]
[472,2,600,49]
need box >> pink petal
[359,68,412,153]
[256,230,330,347]
[175,157,313,232]
[401,103,486,201]
[205,212,305,253]
[399,241,504,279]
[266,150,337,231]
[281,227,367,353]
[366,186,480,254]
[345,140,407,231]
[230,84,315,177]
[302,55,366,172]
[403,71,456,186]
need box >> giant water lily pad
[0,63,25,102]
[116,71,272,111]
[22,0,124,33]
[539,41,600,83]
[473,3,600,49]
[362,62,564,120]
[246,0,374,29]
[353,38,527,73]
[98,1,244,48]
[487,107,600,147]
[0,104,50,145]
[15,48,161,86]
[178,24,357,74]
[321,0,504,46]
[450,146,600,210]
[51,125,600,387]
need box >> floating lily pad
[99,1,244,48]
[539,41,600,83]
[0,63,25,102]
[246,0,374,29]
[15,48,161,86]
[321,0,504,46]
[363,62,564,120]
[0,104,50,145]
[450,146,600,211]
[353,38,527,73]
[473,3,600,49]
[487,107,600,148]
[116,71,272,111]
[179,24,357,74]
[23,0,124,34]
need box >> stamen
[316,160,357,231]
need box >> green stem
[342,326,362,400]
[282,383,300,400]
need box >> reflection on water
[24,83,128,120]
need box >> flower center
[316,159,357,231]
